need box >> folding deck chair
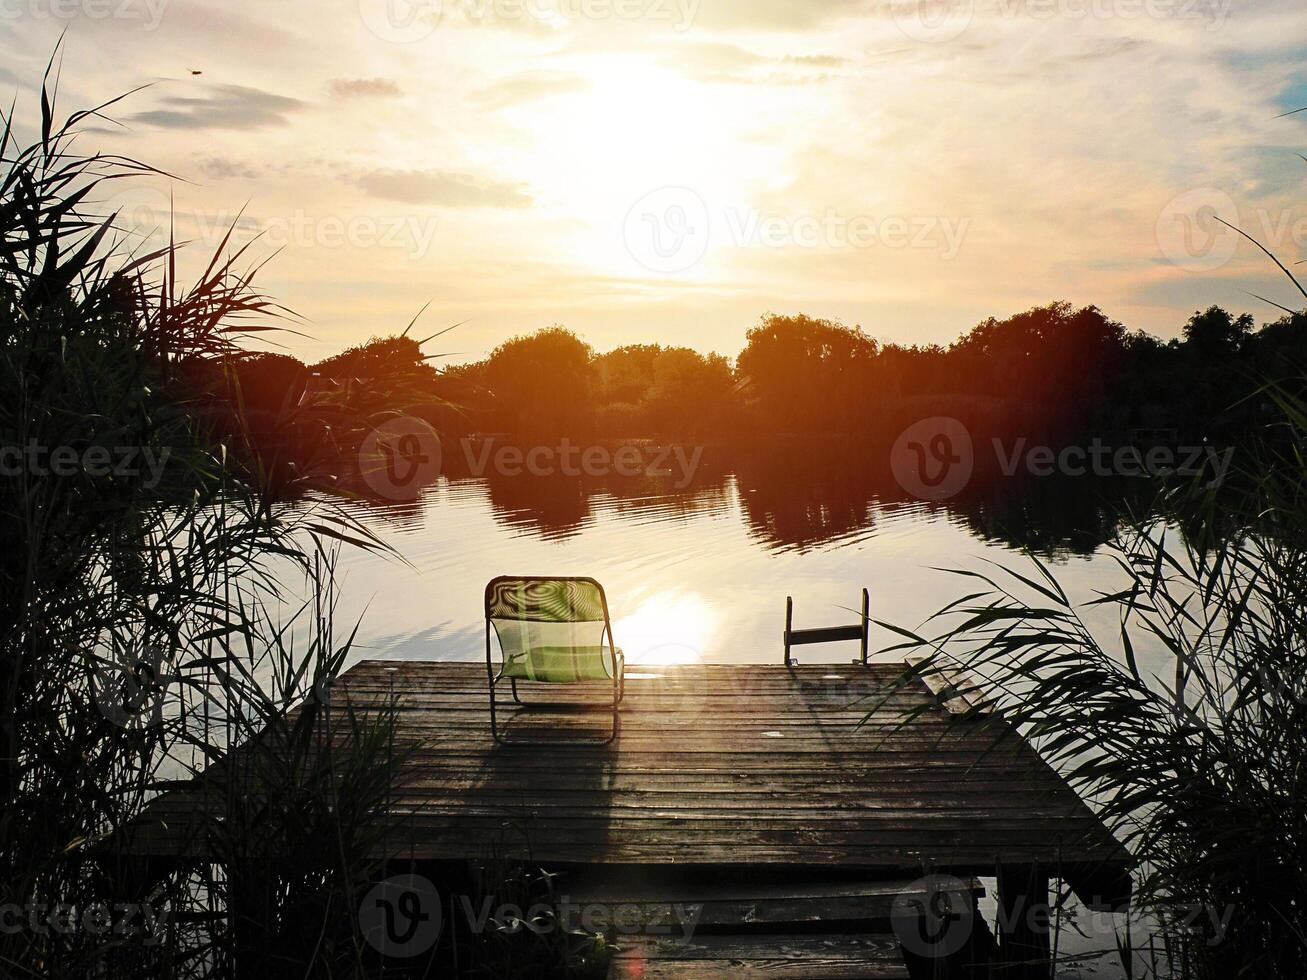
[485,576,625,744]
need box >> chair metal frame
[485,575,625,745]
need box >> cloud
[194,156,263,180]
[670,42,768,74]
[352,169,533,209]
[1062,37,1147,64]
[131,84,303,131]
[472,72,589,110]
[328,77,402,99]
[688,0,864,31]
[661,42,849,85]
[785,54,847,68]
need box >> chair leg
[489,676,501,743]
[492,678,623,746]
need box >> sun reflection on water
[613,591,716,665]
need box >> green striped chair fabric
[487,578,623,682]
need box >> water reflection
[464,443,733,543]
[314,437,1151,670]
[342,438,1150,559]
[612,592,715,665]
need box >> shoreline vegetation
[207,303,1307,504]
[878,141,1307,980]
[884,379,1307,978]
[1,65,427,978]
[199,301,1307,564]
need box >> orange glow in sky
[7,1,1304,361]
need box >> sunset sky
[2,0,1305,363]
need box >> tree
[949,302,1128,434]
[483,326,594,433]
[313,334,438,386]
[595,344,663,406]
[1251,311,1307,380]
[736,313,878,430]
[645,347,734,433]
[1182,306,1254,358]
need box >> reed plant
[881,355,1307,974]
[457,863,614,979]
[0,55,412,978]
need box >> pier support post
[996,864,1051,979]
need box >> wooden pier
[137,660,1131,977]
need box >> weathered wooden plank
[569,873,982,905]
[142,783,1099,809]
[563,873,983,932]
[904,655,989,715]
[126,828,1119,869]
[147,773,1073,797]
[609,933,910,979]
[129,661,1131,910]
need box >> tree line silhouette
[211,300,1307,457]
[176,299,1306,556]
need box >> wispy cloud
[472,72,590,110]
[689,0,864,31]
[351,169,533,209]
[658,42,849,85]
[328,77,401,99]
[24,0,1306,353]
[195,156,263,180]
[131,84,303,131]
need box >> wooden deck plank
[563,871,983,932]
[131,661,1131,907]
[609,933,910,979]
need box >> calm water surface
[321,444,1142,672]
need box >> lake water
[323,440,1143,673]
